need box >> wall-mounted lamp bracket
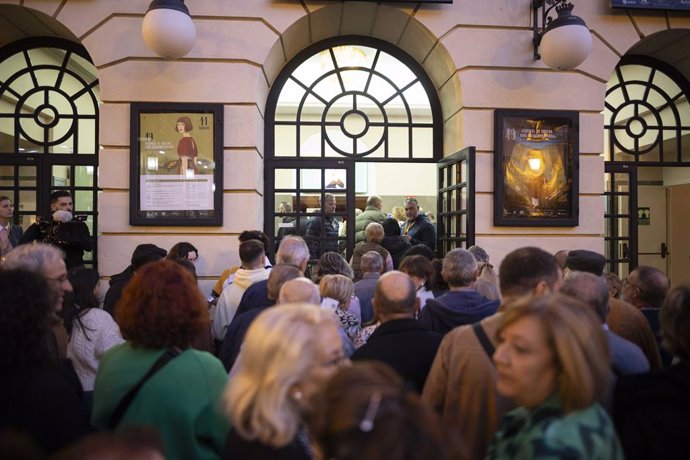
[533,0,577,60]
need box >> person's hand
[402,235,411,242]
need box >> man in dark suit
[352,270,442,393]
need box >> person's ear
[533,280,550,296]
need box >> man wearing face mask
[20,190,94,269]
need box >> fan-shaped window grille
[0,38,99,268]
[604,57,690,164]
[269,38,441,161]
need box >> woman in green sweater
[92,260,229,460]
[487,294,623,460]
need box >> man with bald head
[278,277,320,305]
[351,271,442,393]
[354,195,387,244]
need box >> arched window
[605,56,690,164]
[603,56,690,275]
[0,38,100,267]
[265,37,443,261]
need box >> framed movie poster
[494,109,579,227]
[130,103,223,226]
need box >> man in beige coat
[422,247,561,460]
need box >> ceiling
[627,29,690,84]
[0,5,78,49]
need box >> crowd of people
[1,193,689,459]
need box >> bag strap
[108,347,181,430]
[472,322,496,363]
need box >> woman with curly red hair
[92,260,229,460]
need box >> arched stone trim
[259,3,461,156]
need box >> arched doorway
[604,54,690,282]
[264,36,447,263]
[0,37,100,268]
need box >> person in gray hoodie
[418,248,499,335]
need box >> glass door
[266,159,355,265]
[437,147,475,255]
[604,163,637,276]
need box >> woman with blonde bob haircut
[222,303,346,459]
[320,274,360,341]
[487,294,622,459]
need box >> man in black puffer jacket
[305,193,340,259]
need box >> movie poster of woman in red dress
[175,116,200,175]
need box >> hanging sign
[611,0,690,11]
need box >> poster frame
[129,102,223,226]
[493,109,579,227]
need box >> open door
[604,163,637,276]
[637,168,668,275]
[437,147,475,255]
[667,183,690,286]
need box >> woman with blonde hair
[350,222,392,281]
[320,274,360,342]
[223,304,346,459]
[468,245,500,301]
[487,293,622,459]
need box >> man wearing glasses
[4,243,73,359]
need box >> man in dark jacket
[402,197,436,251]
[419,248,499,334]
[352,270,442,392]
[103,244,167,318]
[19,191,93,269]
[305,193,340,259]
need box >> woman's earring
[292,390,303,401]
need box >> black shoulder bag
[108,347,182,430]
[472,322,496,363]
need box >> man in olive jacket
[354,195,387,243]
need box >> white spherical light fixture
[142,0,196,59]
[533,1,592,70]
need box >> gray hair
[361,251,383,274]
[276,236,310,268]
[365,222,384,244]
[441,248,477,287]
[366,195,382,208]
[560,271,609,323]
[3,243,65,275]
[468,245,489,264]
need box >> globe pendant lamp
[532,0,592,70]
[142,0,196,59]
